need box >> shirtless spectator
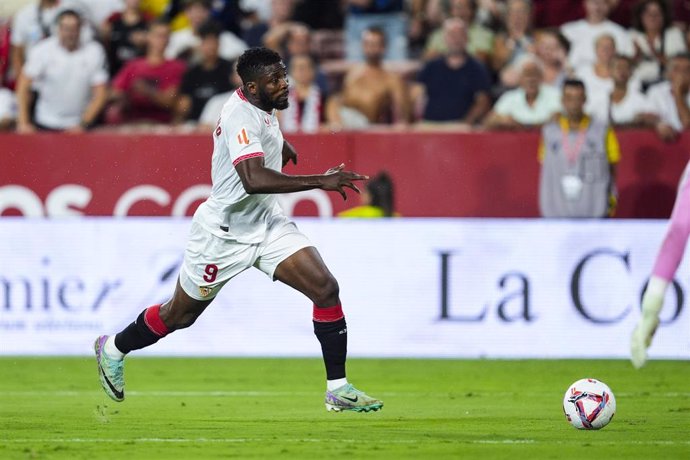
[16,9,108,132]
[415,18,491,125]
[326,27,411,130]
[107,20,186,124]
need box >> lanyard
[561,123,587,165]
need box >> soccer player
[630,162,690,368]
[95,47,383,413]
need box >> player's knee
[312,275,340,307]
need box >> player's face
[258,63,290,110]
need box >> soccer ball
[562,378,616,430]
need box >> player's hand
[322,163,369,200]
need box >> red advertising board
[0,130,688,217]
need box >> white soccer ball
[563,378,616,430]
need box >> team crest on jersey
[199,286,213,297]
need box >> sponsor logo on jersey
[237,128,249,145]
[199,286,213,297]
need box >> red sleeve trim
[232,152,264,166]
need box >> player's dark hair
[236,47,282,84]
[368,172,395,218]
[198,20,222,39]
[563,79,586,92]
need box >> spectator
[10,0,93,78]
[538,79,620,218]
[108,20,186,124]
[173,21,235,123]
[502,27,571,88]
[424,0,495,64]
[345,0,408,61]
[327,27,411,129]
[0,87,16,130]
[279,54,326,133]
[576,34,618,113]
[646,53,690,142]
[561,0,634,68]
[101,0,152,77]
[587,54,656,126]
[491,0,534,75]
[484,58,561,129]
[268,23,330,96]
[629,0,687,88]
[165,0,246,62]
[16,9,108,133]
[197,89,232,131]
[415,18,491,124]
[337,171,398,218]
[291,0,345,30]
[252,0,298,50]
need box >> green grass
[0,358,689,459]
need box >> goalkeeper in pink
[631,163,690,368]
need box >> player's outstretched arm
[235,157,368,200]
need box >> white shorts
[179,215,312,301]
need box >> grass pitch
[0,357,688,459]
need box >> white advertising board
[0,218,688,358]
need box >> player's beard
[259,87,289,111]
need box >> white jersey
[193,88,285,244]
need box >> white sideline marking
[2,438,690,446]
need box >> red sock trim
[313,303,344,322]
[144,305,169,336]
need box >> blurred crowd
[0,0,688,140]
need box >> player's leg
[96,221,245,401]
[631,165,690,368]
[95,280,213,401]
[272,246,383,412]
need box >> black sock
[114,309,165,354]
[313,317,347,380]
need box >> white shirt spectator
[560,20,634,68]
[646,81,690,131]
[166,29,247,62]
[587,88,653,124]
[0,88,17,123]
[22,36,108,129]
[576,65,613,109]
[628,27,688,84]
[493,85,562,125]
[199,91,232,128]
[11,1,94,54]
